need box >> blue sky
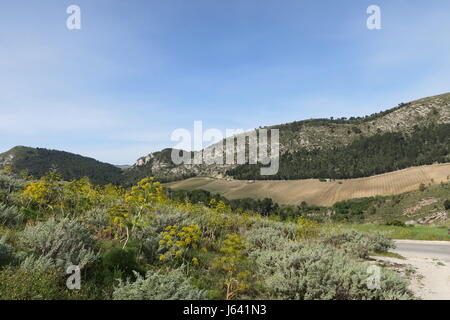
[1,0,449,164]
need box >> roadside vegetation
[0,168,413,300]
[350,225,450,241]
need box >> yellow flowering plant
[61,177,99,212]
[158,224,205,266]
[125,177,165,208]
[203,201,252,240]
[209,198,230,213]
[212,233,251,300]
[20,171,63,213]
[297,216,320,240]
[109,178,164,248]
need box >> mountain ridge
[1,92,449,185]
[131,92,450,181]
[0,146,124,185]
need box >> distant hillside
[0,146,124,185]
[3,93,449,186]
[229,122,450,180]
[166,163,450,207]
[122,148,196,186]
[132,92,450,181]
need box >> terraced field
[166,163,450,206]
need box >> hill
[0,146,124,185]
[2,92,449,188]
[166,163,450,206]
[132,92,450,181]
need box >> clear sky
[1,0,449,164]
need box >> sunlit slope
[166,163,450,206]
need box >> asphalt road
[393,240,450,262]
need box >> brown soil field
[165,163,450,206]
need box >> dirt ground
[373,240,450,300]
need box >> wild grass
[350,224,450,241]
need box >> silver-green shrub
[81,208,109,235]
[368,232,395,252]
[20,217,99,269]
[323,230,394,259]
[113,268,206,300]
[250,218,298,241]
[246,227,292,252]
[251,242,411,300]
[19,255,54,272]
[153,206,192,232]
[0,203,24,227]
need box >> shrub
[250,218,298,241]
[251,242,411,300]
[0,236,13,268]
[246,227,288,252]
[19,255,54,273]
[297,217,320,239]
[0,267,69,300]
[81,208,110,236]
[113,268,206,300]
[444,200,450,211]
[139,236,160,265]
[20,217,99,269]
[158,225,205,264]
[102,246,142,277]
[368,232,395,253]
[323,230,394,259]
[249,241,304,276]
[153,207,191,232]
[0,203,24,227]
[212,234,251,299]
[385,220,406,227]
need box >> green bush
[113,268,206,300]
[139,236,160,265]
[0,236,13,268]
[385,220,406,227]
[444,200,450,211]
[102,246,142,277]
[20,217,99,269]
[0,267,70,300]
